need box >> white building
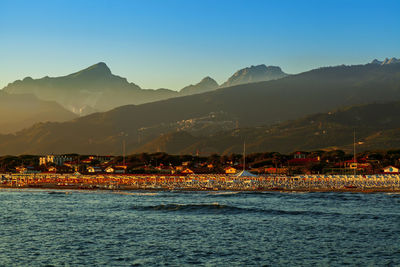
[87,166,102,173]
[39,155,73,166]
[105,166,115,173]
[383,166,399,173]
[105,166,126,174]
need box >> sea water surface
[0,189,399,266]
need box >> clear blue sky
[0,0,399,90]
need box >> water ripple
[0,190,399,266]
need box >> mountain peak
[371,57,400,65]
[199,76,218,85]
[93,61,109,69]
[221,64,287,87]
[179,76,219,95]
[70,62,112,77]
[371,59,381,64]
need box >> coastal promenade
[1,173,400,192]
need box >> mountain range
[3,62,177,115]
[0,58,399,155]
[371,57,400,65]
[2,63,286,117]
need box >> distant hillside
[220,64,288,87]
[135,101,400,154]
[0,62,400,155]
[2,63,288,116]
[2,62,179,115]
[0,91,77,134]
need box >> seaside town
[1,150,400,191]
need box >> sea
[0,189,399,266]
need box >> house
[224,167,237,174]
[87,166,102,173]
[181,168,194,174]
[175,166,184,171]
[114,165,127,173]
[39,155,73,166]
[155,164,174,174]
[15,166,39,174]
[344,159,371,170]
[63,161,79,171]
[287,151,321,166]
[293,151,307,159]
[81,158,93,164]
[105,166,115,173]
[15,166,27,174]
[105,166,126,174]
[114,167,126,174]
[383,166,399,173]
[334,159,371,173]
[265,167,288,174]
[88,155,114,163]
[47,166,58,173]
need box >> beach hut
[225,166,237,174]
[235,170,257,177]
[383,166,399,174]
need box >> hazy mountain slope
[0,63,400,154]
[0,91,77,134]
[220,64,288,87]
[2,62,179,114]
[2,63,286,116]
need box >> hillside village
[2,150,400,176]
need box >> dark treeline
[1,149,400,174]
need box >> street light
[119,132,128,167]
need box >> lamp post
[353,130,356,176]
[120,132,128,167]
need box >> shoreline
[1,184,399,194]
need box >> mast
[353,130,356,176]
[123,139,126,167]
[120,131,128,167]
[243,141,246,171]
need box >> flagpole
[353,130,356,176]
[243,141,246,171]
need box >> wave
[207,192,240,196]
[130,203,342,216]
[47,191,71,195]
[131,203,247,214]
[208,191,240,195]
[385,192,400,197]
[113,192,159,196]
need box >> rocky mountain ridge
[220,64,288,87]
[2,62,290,116]
[371,57,400,65]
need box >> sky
[0,0,399,90]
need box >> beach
[2,173,400,193]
